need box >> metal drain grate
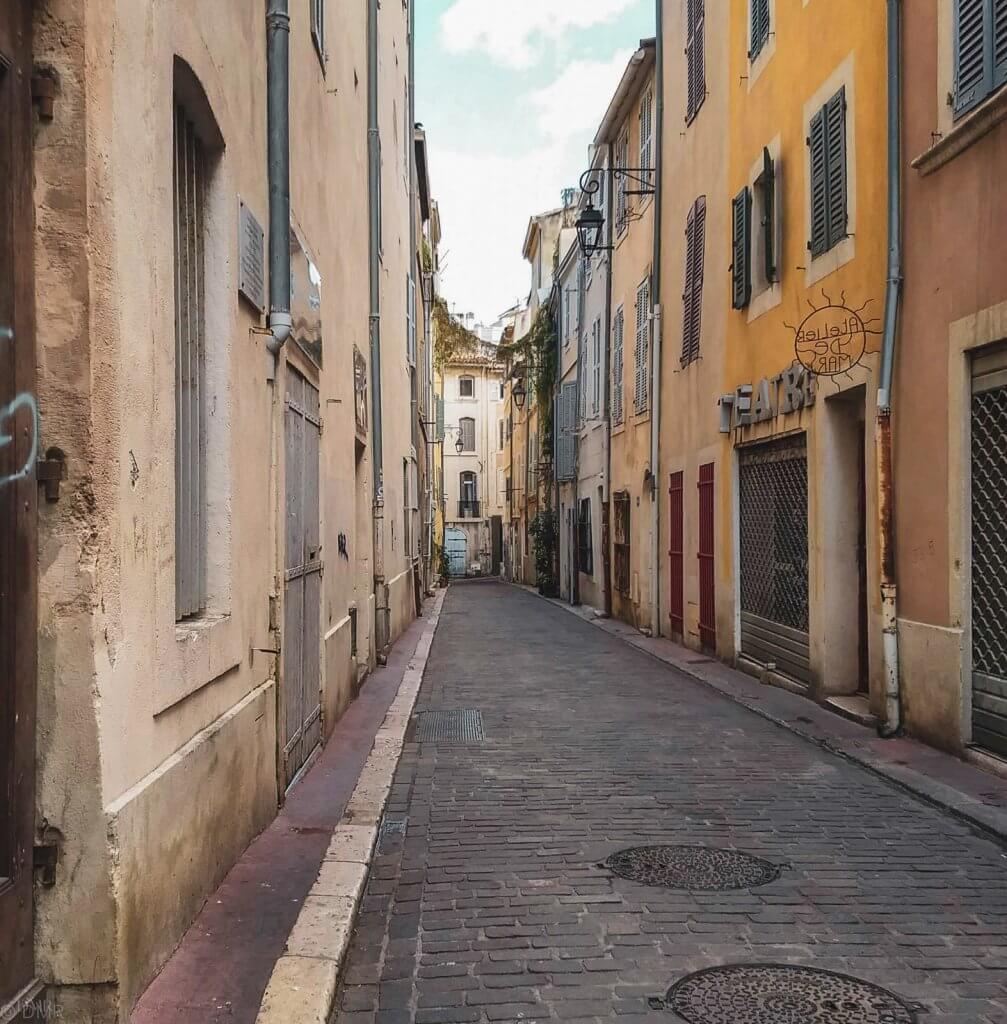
[377,814,408,854]
[653,964,919,1023]
[605,845,781,891]
[412,709,485,743]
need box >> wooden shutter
[407,275,416,364]
[634,277,651,413]
[761,146,777,283]
[556,382,577,482]
[616,130,629,233]
[731,186,752,310]
[686,0,706,122]
[639,89,653,171]
[994,0,1007,89]
[669,471,685,637]
[955,0,991,115]
[436,395,445,441]
[750,0,770,58]
[825,87,848,249]
[612,307,625,425]
[681,196,707,366]
[808,107,828,257]
[460,417,475,451]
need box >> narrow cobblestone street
[333,582,1007,1024]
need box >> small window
[459,417,475,452]
[749,0,770,61]
[808,87,848,258]
[681,196,707,367]
[578,498,594,576]
[953,0,1007,118]
[459,375,475,398]
[612,306,625,425]
[686,0,706,123]
[311,0,325,64]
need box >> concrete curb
[507,580,1007,847]
[255,590,445,1024]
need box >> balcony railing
[457,501,481,519]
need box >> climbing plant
[498,304,558,457]
[433,296,479,370]
[529,506,558,597]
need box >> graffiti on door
[0,328,38,487]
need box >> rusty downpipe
[877,0,902,737]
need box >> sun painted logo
[788,294,881,378]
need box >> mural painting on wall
[353,346,369,437]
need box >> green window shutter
[682,197,707,366]
[825,87,848,249]
[436,395,444,441]
[731,187,752,310]
[954,0,991,116]
[995,0,1007,89]
[761,146,777,283]
[808,107,828,257]
[750,0,770,59]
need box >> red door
[697,463,716,651]
[669,472,684,637]
[0,1,38,1010]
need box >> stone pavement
[331,581,1007,1023]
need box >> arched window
[459,417,475,452]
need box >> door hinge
[37,449,66,503]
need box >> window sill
[913,86,1007,177]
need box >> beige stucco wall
[31,0,417,1016]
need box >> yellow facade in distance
[724,0,888,707]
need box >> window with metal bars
[614,491,631,595]
[808,87,847,258]
[612,306,625,425]
[578,498,594,576]
[173,102,208,621]
[749,0,770,60]
[681,196,707,367]
[686,0,706,123]
[634,277,651,413]
[311,0,325,64]
[954,0,1007,118]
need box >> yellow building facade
[720,0,888,714]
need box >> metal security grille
[413,709,485,743]
[739,437,810,684]
[173,104,207,619]
[971,361,1007,757]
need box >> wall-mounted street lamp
[575,165,656,258]
[512,379,528,411]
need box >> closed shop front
[738,434,810,685]
[971,344,1007,758]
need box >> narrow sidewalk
[130,596,442,1024]
[521,583,1007,845]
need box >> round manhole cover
[605,845,781,891]
[662,964,918,1023]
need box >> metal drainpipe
[649,1,665,638]
[877,0,903,737]
[266,0,292,355]
[368,0,388,656]
[602,142,615,619]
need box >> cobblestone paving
[332,582,1007,1023]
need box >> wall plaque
[238,198,265,313]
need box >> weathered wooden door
[283,369,322,789]
[0,1,38,1010]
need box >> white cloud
[529,50,634,142]
[440,0,639,69]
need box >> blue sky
[416,0,655,324]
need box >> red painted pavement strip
[130,606,432,1024]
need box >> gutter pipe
[368,0,389,654]
[602,143,614,618]
[877,0,903,737]
[266,0,292,354]
[649,1,665,637]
